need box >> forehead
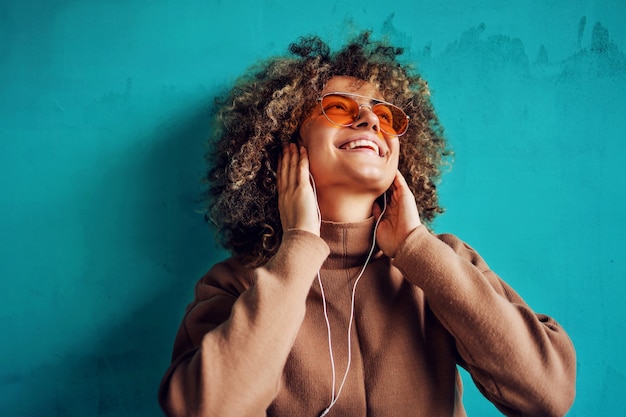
[321,76,383,99]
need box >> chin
[361,177,393,196]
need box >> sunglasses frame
[317,92,410,136]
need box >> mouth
[338,138,384,157]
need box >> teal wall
[1,1,625,416]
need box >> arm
[393,228,576,416]
[375,171,576,416]
[159,231,329,417]
[159,145,326,417]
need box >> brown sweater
[159,218,576,417]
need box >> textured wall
[1,1,624,416]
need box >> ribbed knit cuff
[263,229,330,288]
[392,225,454,291]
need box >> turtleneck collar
[320,217,381,270]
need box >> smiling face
[298,76,401,199]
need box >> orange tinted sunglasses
[318,92,410,136]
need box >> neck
[316,191,378,223]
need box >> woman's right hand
[277,143,320,237]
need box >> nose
[352,104,380,133]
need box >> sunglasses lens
[373,104,408,136]
[320,94,409,136]
[320,95,360,126]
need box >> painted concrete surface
[1,1,624,415]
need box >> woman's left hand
[372,171,422,258]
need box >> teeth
[341,139,380,155]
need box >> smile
[338,139,383,157]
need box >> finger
[298,146,310,186]
[396,170,409,186]
[276,145,289,193]
[279,144,292,192]
[388,171,409,201]
[372,201,382,218]
[393,170,422,225]
[390,170,402,190]
[287,143,298,188]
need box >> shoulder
[194,256,256,300]
[435,232,491,272]
[398,227,491,273]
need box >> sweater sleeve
[392,226,576,417]
[158,230,330,417]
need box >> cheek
[389,140,401,164]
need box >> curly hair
[204,31,451,267]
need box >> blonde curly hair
[204,31,451,267]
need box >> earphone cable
[317,190,387,416]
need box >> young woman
[159,32,576,417]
